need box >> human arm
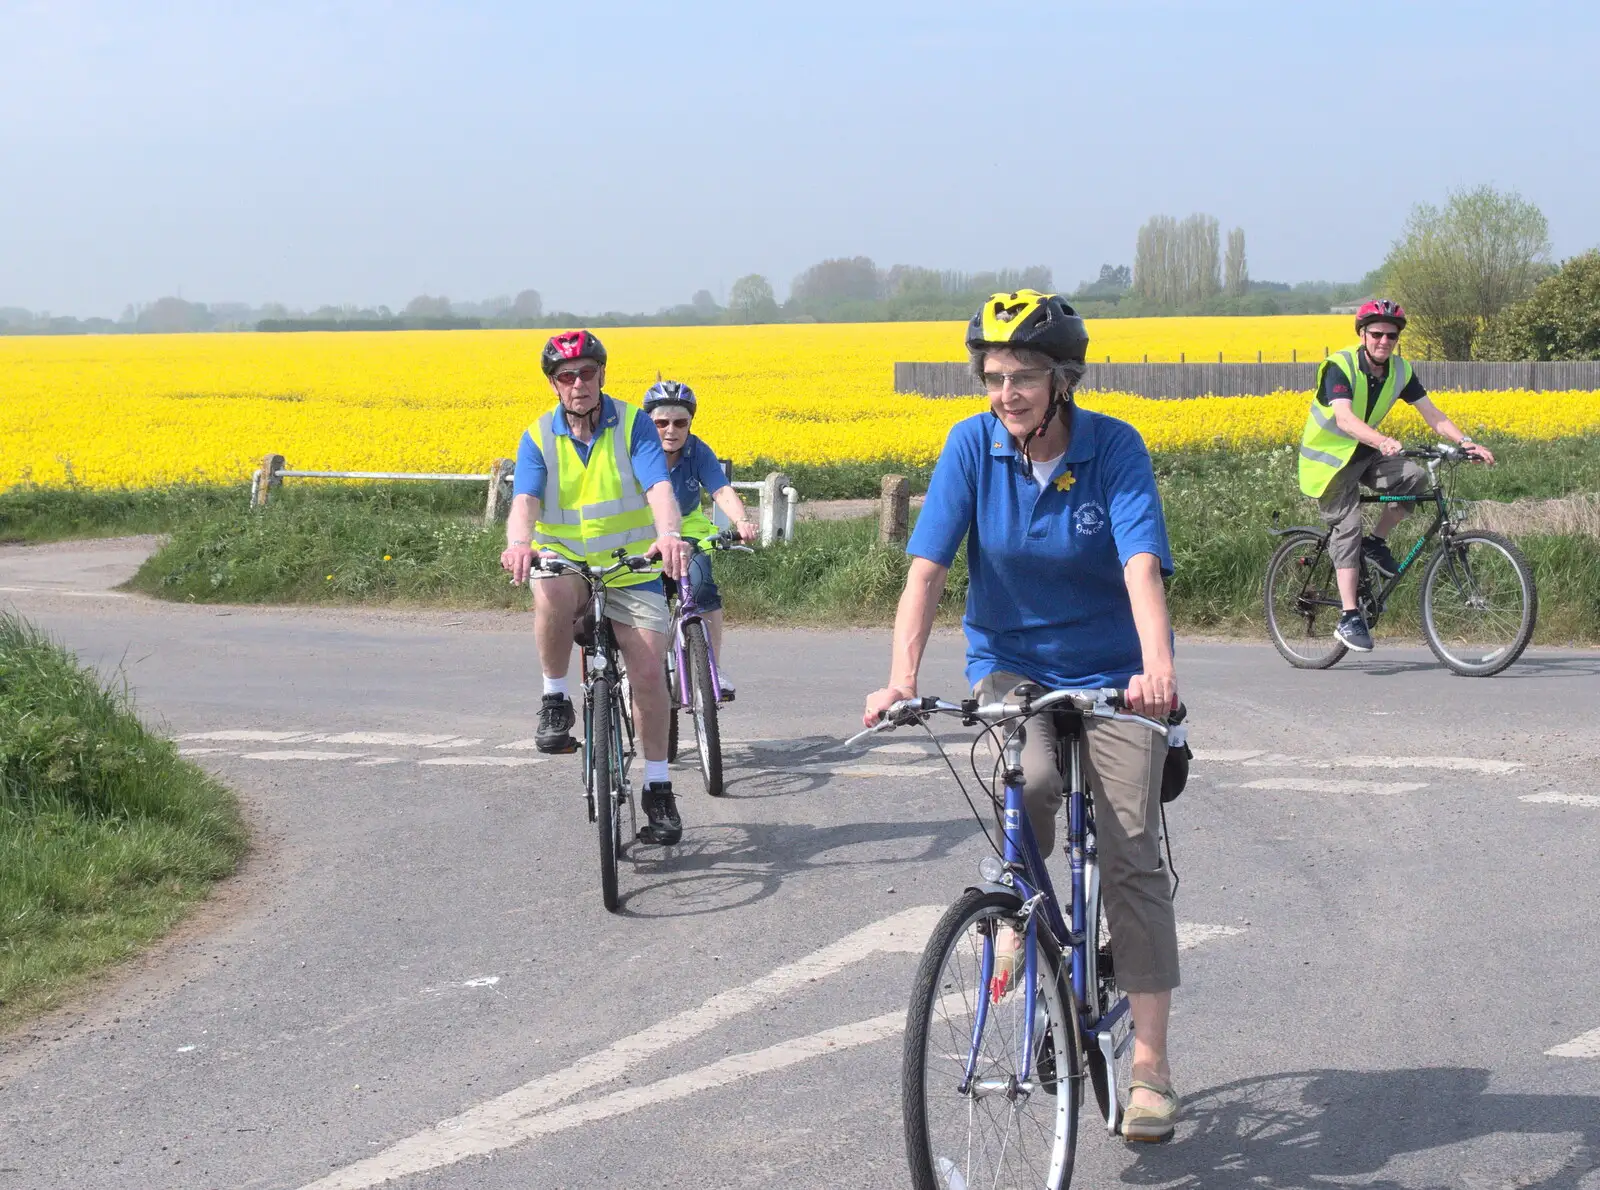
[709,485,757,542]
[863,557,949,726]
[1330,400,1404,456]
[501,432,546,582]
[1123,552,1177,717]
[643,482,691,579]
[1412,396,1495,463]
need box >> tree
[1134,214,1219,306]
[1225,228,1249,296]
[512,289,543,320]
[1473,249,1600,360]
[790,256,880,312]
[727,274,779,323]
[1383,185,1551,360]
[404,294,453,319]
[1098,264,1131,290]
[691,289,718,318]
[135,296,212,333]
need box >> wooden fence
[894,359,1600,400]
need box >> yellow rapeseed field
[2,316,1594,490]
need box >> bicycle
[851,686,1173,1189]
[663,529,753,798]
[530,548,659,912]
[1264,443,1538,677]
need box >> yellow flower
[325,574,334,580]
[382,554,392,561]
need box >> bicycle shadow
[1119,1067,1598,1188]
[1347,653,1600,679]
[616,815,977,919]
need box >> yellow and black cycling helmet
[965,289,1088,364]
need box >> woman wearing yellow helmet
[864,289,1184,1142]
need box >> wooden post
[483,458,514,526]
[1292,348,1297,363]
[253,453,285,507]
[1180,351,1185,364]
[1324,346,1329,358]
[1218,351,1223,363]
[1257,350,1262,363]
[879,474,910,546]
[1143,353,1148,364]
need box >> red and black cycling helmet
[1355,299,1407,335]
[540,329,608,377]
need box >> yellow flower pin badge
[1054,470,1076,493]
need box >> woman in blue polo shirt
[863,290,1183,1142]
[642,380,757,699]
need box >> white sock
[645,758,670,786]
[543,674,569,698]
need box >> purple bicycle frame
[668,548,723,706]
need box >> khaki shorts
[1317,453,1429,569]
[975,671,1180,994]
[530,572,671,636]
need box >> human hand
[1377,436,1403,457]
[862,685,914,728]
[650,535,692,579]
[1464,442,1495,465]
[501,544,535,584]
[736,519,758,544]
[1125,668,1177,719]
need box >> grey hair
[969,345,1086,396]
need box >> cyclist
[863,290,1183,1143]
[500,330,693,846]
[640,379,758,700]
[1298,299,1495,652]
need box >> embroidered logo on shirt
[1073,501,1107,537]
[1054,470,1076,492]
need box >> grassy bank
[0,615,248,1027]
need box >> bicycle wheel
[590,675,620,912]
[1264,530,1349,669]
[1082,867,1133,1136]
[1421,530,1537,677]
[684,621,724,797]
[904,889,1080,1190]
[663,645,681,762]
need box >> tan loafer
[1121,1080,1180,1143]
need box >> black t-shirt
[1315,348,1427,411]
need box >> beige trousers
[975,672,1181,993]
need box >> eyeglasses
[1364,330,1400,342]
[553,364,600,385]
[652,417,690,430]
[982,368,1051,393]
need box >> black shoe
[1362,534,1399,577]
[535,693,577,754]
[638,782,683,846]
[718,683,736,704]
[1334,610,1374,652]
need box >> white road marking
[462,977,501,988]
[296,905,943,1190]
[354,758,404,767]
[424,738,483,748]
[1236,752,1521,775]
[496,739,541,751]
[1520,792,1600,808]
[1176,923,1245,950]
[1192,749,1265,763]
[181,729,314,742]
[314,732,462,747]
[816,764,946,779]
[239,750,371,762]
[0,586,130,598]
[418,757,546,768]
[1237,777,1429,795]
[177,747,230,755]
[1547,1027,1600,1058]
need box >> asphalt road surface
[2,539,1597,1189]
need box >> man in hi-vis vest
[1297,300,1495,652]
[501,330,693,845]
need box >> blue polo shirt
[511,394,671,499]
[669,436,733,517]
[906,406,1173,690]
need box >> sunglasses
[982,368,1051,392]
[652,417,691,430]
[553,364,600,385]
[1364,330,1400,342]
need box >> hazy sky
[4,0,1597,316]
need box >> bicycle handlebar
[1403,443,1470,463]
[530,551,658,581]
[846,687,1168,747]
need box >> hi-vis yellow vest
[531,398,659,586]
[1297,348,1414,497]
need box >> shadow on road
[1120,1067,1598,1188]
[617,815,977,918]
[1345,653,1600,679]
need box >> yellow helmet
[965,290,1089,363]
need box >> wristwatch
[1459,436,1475,446]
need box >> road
[2,539,1598,1189]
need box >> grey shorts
[530,572,671,636]
[1317,454,1429,569]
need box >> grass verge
[0,614,248,1028]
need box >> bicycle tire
[663,645,681,762]
[1264,530,1349,669]
[590,675,620,912]
[684,622,724,797]
[904,888,1080,1190]
[1082,871,1133,1136]
[1420,529,1537,677]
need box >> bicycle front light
[979,856,1006,884]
